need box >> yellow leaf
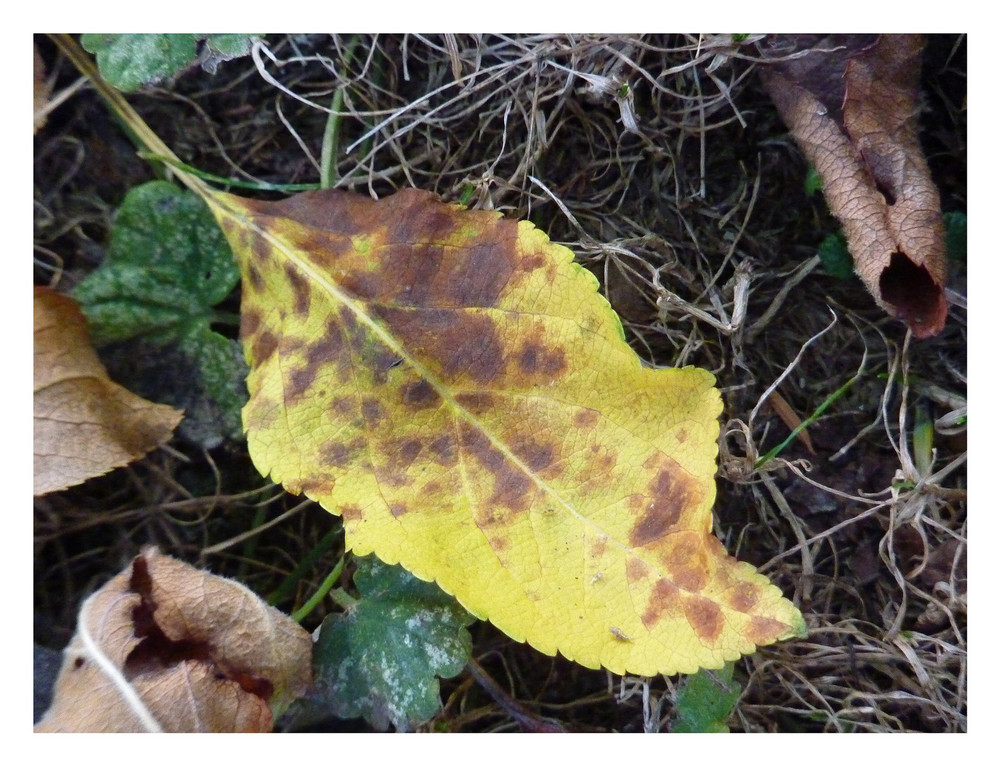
[209,187,805,676]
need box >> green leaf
[74,181,245,444]
[817,231,854,280]
[81,34,257,90]
[81,34,199,91]
[310,556,474,731]
[804,166,824,196]
[672,662,742,733]
[200,35,258,75]
[944,211,967,263]
[204,34,255,58]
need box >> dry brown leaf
[34,42,52,134]
[760,34,947,338]
[33,287,183,495]
[35,548,313,733]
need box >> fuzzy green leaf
[74,181,245,444]
[310,556,474,731]
[81,34,257,90]
[200,35,258,75]
[672,662,742,733]
[81,34,199,91]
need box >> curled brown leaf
[35,548,312,733]
[760,34,947,338]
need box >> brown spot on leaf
[341,321,401,385]
[460,425,534,513]
[296,478,335,498]
[665,535,711,593]
[329,395,354,415]
[277,189,522,311]
[428,434,458,466]
[287,364,318,400]
[487,472,533,512]
[341,504,363,522]
[373,306,506,384]
[372,457,413,489]
[361,398,384,424]
[583,444,617,483]
[421,479,443,499]
[339,270,380,302]
[520,253,546,273]
[746,615,790,645]
[455,391,499,415]
[625,557,648,585]
[243,394,279,431]
[641,579,682,629]
[488,534,510,553]
[683,595,723,643]
[517,342,567,378]
[250,188,368,236]
[248,234,273,271]
[250,330,278,365]
[573,409,600,429]
[283,262,311,315]
[512,439,559,475]
[390,503,409,518]
[303,320,348,381]
[400,379,441,410]
[241,308,261,341]
[590,536,609,562]
[396,439,423,466]
[728,582,761,613]
[320,441,351,468]
[337,305,360,333]
[628,465,693,548]
[320,437,366,468]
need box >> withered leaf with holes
[760,34,948,338]
[35,548,312,732]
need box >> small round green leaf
[310,556,475,731]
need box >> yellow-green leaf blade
[209,187,805,676]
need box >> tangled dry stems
[34,33,966,732]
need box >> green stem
[138,152,321,192]
[291,556,347,623]
[755,375,858,468]
[329,587,359,611]
[320,35,361,188]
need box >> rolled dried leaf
[760,34,947,338]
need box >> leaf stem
[319,36,361,188]
[138,152,321,192]
[291,556,347,623]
